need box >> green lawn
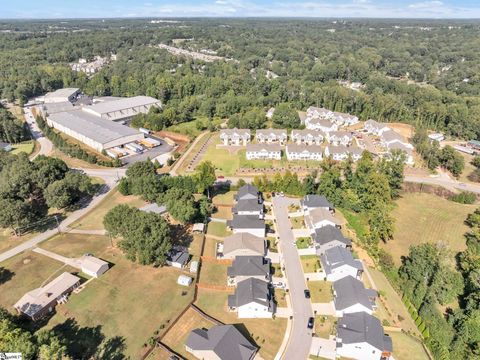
[166,117,223,138]
[200,135,241,176]
[300,255,321,273]
[69,188,147,230]
[271,263,283,278]
[11,140,35,155]
[198,262,229,286]
[308,281,333,303]
[386,193,476,265]
[290,216,305,229]
[206,221,231,238]
[387,331,430,360]
[296,237,311,249]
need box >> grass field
[386,193,476,265]
[296,237,311,249]
[0,229,38,253]
[11,140,35,155]
[69,188,146,230]
[300,255,322,273]
[387,331,430,360]
[194,288,287,359]
[41,233,111,258]
[307,281,333,303]
[198,261,229,286]
[206,221,231,238]
[166,117,223,138]
[211,206,233,220]
[212,191,235,206]
[161,307,215,358]
[201,136,240,176]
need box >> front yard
[290,216,305,229]
[296,237,311,249]
[300,255,322,273]
[308,281,333,303]
[314,315,336,338]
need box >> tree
[439,145,465,177]
[271,103,300,129]
[0,318,37,360]
[159,188,198,224]
[0,198,33,234]
[194,161,216,197]
[379,150,405,199]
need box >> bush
[448,191,476,204]
[422,327,430,339]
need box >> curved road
[405,174,480,194]
[24,106,54,159]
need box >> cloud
[408,1,443,9]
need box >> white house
[333,276,377,317]
[313,225,352,255]
[363,119,390,136]
[326,131,354,146]
[245,144,282,160]
[320,246,363,282]
[380,130,413,149]
[233,199,264,218]
[219,128,251,146]
[290,129,325,145]
[306,106,333,119]
[324,145,363,162]
[305,118,338,132]
[228,278,274,318]
[255,129,287,144]
[387,142,415,165]
[227,215,266,238]
[336,312,393,360]
[235,184,261,202]
[333,112,359,126]
[305,208,343,233]
[285,144,323,161]
[80,256,109,278]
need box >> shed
[190,260,199,274]
[80,256,109,278]
[177,275,193,287]
[192,223,205,233]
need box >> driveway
[23,106,53,159]
[272,196,313,360]
[310,337,336,359]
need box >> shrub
[448,191,476,204]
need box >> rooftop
[228,277,272,308]
[223,233,265,256]
[302,194,334,209]
[286,144,323,154]
[80,256,108,274]
[84,96,161,116]
[44,88,79,100]
[256,128,287,136]
[320,246,363,275]
[233,199,263,213]
[228,215,265,230]
[333,275,376,311]
[246,143,282,152]
[313,225,351,246]
[236,184,259,201]
[227,256,270,277]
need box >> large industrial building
[42,89,161,153]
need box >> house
[305,118,338,132]
[139,203,167,214]
[387,142,415,165]
[233,199,264,218]
[14,272,80,321]
[219,128,251,146]
[380,130,413,149]
[467,140,480,151]
[228,278,274,318]
[166,249,190,268]
[320,246,363,281]
[185,324,258,360]
[255,129,287,145]
[428,133,444,142]
[245,144,282,160]
[363,119,390,136]
[305,208,342,233]
[306,106,333,120]
[177,275,193,287]
[333,276,377,316]
[0,142,12,152]
[227,256,271,286]
[290,129,324,145]
[266,107,275,119]
[227,215,266,238]
[222,233,266,259]
[324,145,363,161]
[301,194,334,213]
[313,225,352,255]
[285,144,323,161]
[235,184,261,202]
[326,131,354,146]
[333,112,359,126]
[336,312,393,360]
[80,255,109,278]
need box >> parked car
[304,289,311,299]
[307,317,314,329]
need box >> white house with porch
[219,128,251,146]
[255,128,287,144]
[246,144,282,160]
[285,144,323,161]
[290,129,325,145]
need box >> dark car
[304,289,311,299]
[307,317,314,329]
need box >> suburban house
[305,208,342,233]
[235,184,261,203]
[255,128,288,145]
[285,144,323,161]
[139,203,167,215]
[222,233,266,259]
[228,277,275,318]
[227,256,271,286]
[185,324,258,360]
[290,129,325,145]
[166,248,190,268]
[380,130,413,149]
[386,142,415,165]
[306,106,333,120]
[233,199,264,218]
[324,145,363,161]
[301,194,335,213]
[333,112,359,126]
[336,312,393,360]
[245,143,282,160]
[305,118,338,132]
[80,255,109,278]
[326,131,354,146]
[14,272,81,321]
[227,215,266,238]
[219,128,251,146]
[320,246,363,281]
[333,276,377,316]
[313,225,352,254]
[363,119,391,136]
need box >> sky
[1,0,480,19]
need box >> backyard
[387,331,430,360]
[206,221,231,238]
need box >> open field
[194,288,287,359]
[206,221,231,238]
[162,307,215,358]
[0,229,38,253]
[203,236,218,258]
[42,233,111,258]
[386,193,476,265]
[300,255,322,273]
[307,281,333,303]
[166,117,223,138]
[11,140,35,155]
[387,331,430,360]
[314,315,336,338]
[69,188,146,230]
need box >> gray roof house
[227,215,265,238]
[301,194,334,212]
[166,249,190,268]
[186,324,258,360]
[227,256,271,285]
[320,246,363,281]
[228,278,275,318]
[313,225,352,254]
[235,185,261,202]
[233,199,264,218]
[222,233,266,259]
[336,312,393,360]
[333,276,377,316]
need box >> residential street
[272,196,313,360]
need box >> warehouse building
[47,110,143,152]
[82,96,162,122]
[44,88,81,104]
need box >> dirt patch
[388,123,414,139]
[156,130,189,153]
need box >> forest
[0,18,480,140]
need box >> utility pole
[54,215,61,233]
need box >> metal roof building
[44,88,80,104]
[83,96,161,122]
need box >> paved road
[170,131,209,176]
[272,196,313,360]
[405,174,480,194]
[23,106,53,159]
